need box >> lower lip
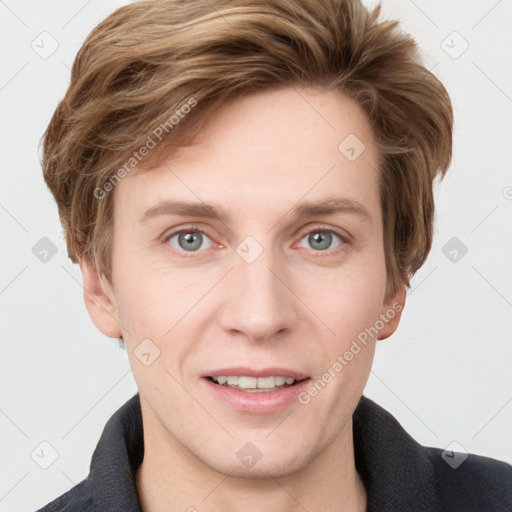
[201,377,311,413]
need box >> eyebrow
[138,197,373,225]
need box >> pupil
[179,232,202,251]
[310,232,331,250]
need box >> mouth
[201,368,312,413]
[204,375,309,393]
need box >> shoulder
[33,480,92,512]
[353,395,512,511]
[424,444,512,511]
[32,393,143,512]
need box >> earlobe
[377,284,406,340]
[79,256,123,339]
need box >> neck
[136,404,366,512]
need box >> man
[36,0,512,511]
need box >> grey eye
[168,231,212,252]
[300,231,341,251]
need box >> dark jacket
[34,393,512,511]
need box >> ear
[377,282,406,340]
[79,256,123,338]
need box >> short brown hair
[40,0,453,298]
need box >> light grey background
[1,1,511,510]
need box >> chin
[217,459,303,480]
[200,444,312,480]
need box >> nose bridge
[219,237,297,341]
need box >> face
[82,86,405,479]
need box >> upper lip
[202,367,310,380]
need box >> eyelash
[163,224,349,258]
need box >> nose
[218,245,299,343]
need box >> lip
[201,375,311,413]
[201,367,309,380]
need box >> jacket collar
[85,393,443,511]
[88,393,144,512]
[353,395,441,511]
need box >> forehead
[114,86,381,224]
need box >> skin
[80,86,406,512]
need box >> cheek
[311,263,386,338]
[113,272,169,341]
[115,266,213,349]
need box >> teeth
[238,376,257,388]
[254,376,275,389]
[211,375,297,389]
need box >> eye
[166,228,213,252]
[298,228,345,252]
